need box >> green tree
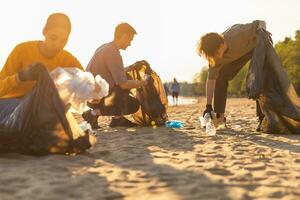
[228,63,249,96]
[275,29,300,93]
[192,67,208,96]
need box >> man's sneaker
[82,110,100,130]
[109,116,137,128]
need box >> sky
[0,0,299,82]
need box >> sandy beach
[1,98,300,200]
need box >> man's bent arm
[257,20,266,30]
[119,80,147,90]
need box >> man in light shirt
[83,23,147,129]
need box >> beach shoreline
[1,98,300,200]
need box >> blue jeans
[0,99,21,122]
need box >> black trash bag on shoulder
[0,66,96,155]
[126,60,168,126]
[247,29,300,134]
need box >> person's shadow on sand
[221,127,300,154]
[0,153,123,200]
[87,126,235,200]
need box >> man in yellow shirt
[0,13,83,121]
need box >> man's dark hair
[114,23,137,39]
[197,32,224,59]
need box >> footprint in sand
[243,163,266,171]
[196,158,207,163]
[205,167,234,176]
[293,158,300,163]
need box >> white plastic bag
[51,67,109,113]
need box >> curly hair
[197,32,224,61]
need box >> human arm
[0,58,43,97]
[206,78,216,106]
[119,79,147,90]
[256,20,266,30]
[202,65,219,117]
[0,45,23,97]
[253,20,272,36]
[253,20,272,43]
[105,48,147,90]
[202,78,216,117]
[0,73,19,97]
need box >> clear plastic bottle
[199,113,216,136]
[79,121,96,135]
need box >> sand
[1,98,300,200]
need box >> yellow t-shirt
[0,41,83,99]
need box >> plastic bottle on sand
[199,113,216,136]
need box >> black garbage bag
[247,29,300,134]
[0,67,96,155]
[126,60,168,126]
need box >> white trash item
[51,67,109,113]
[199,113,216,136]
[79,121,94,134]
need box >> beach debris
[51,67,109,113]
[199,113,216,136]
[165,120,184,128]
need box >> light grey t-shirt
[86,41,127,88]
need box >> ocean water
[167,96,198,106]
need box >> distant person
[84,23,147,129]
[171,78,180,106]
[163,82,170,96]
[197,20,268,130]
[0,13,83,121]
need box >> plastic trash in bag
[51,67,109,113]
[0,66,96,155]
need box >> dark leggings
[213,52,264,119]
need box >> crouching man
[83,23,147,129]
